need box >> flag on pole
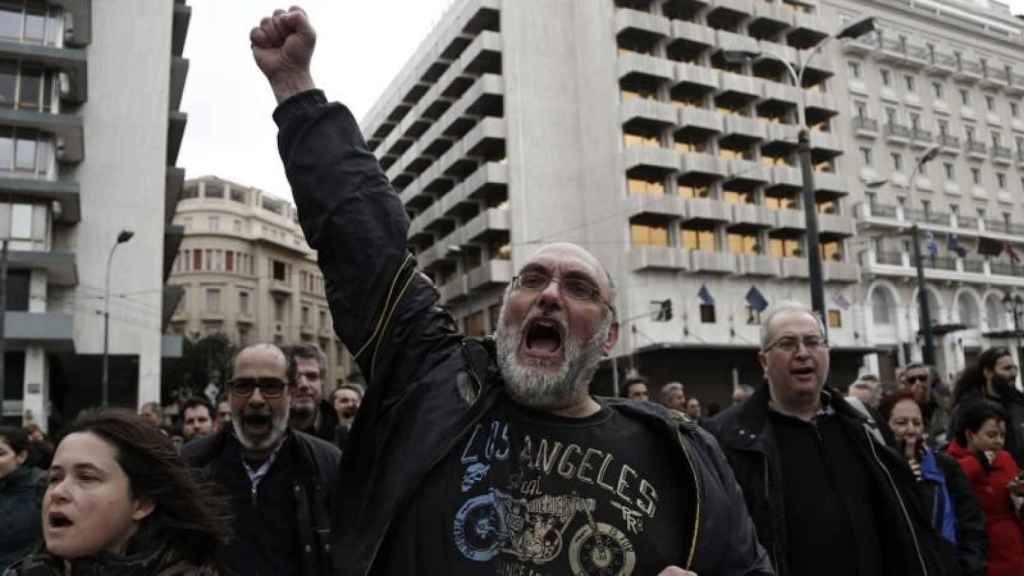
[698,284,714,306]
[925,231,939,258]
[947,234,968,258]
[745,286,769,312]
[1007,242,1021,264]
[978,236,1004,257]
[832,291,851,311]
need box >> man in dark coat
[705,301,961,576]
[287,343,340,443]
[249,8,772,576]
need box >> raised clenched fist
[250,6,317,103]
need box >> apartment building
[0,0,190,429]
[359,0,1024,403]
[167,175,354,391]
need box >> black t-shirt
[771,409,884,576]
[374,399,694,575]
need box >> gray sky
[181,0,1024,203]
[179,1,455,202]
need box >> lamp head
[116,230,134,244]
[836,16,876,40]
[920,146,941,165]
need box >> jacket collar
[725,383,865,452]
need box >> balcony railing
[904,208,948,225]
[992,145,1012,160]
[869,203,898,218]
[924,256,957,271]
[967,141,987,154]
[852,117,878,132]
[912,129,933,143]
[991,262,1020,276]
[938,134,960,148]
[957,215,978,229]
[884,123,911,139]
[985,220,1024,236]
[963,259,985,273]
[876,251,903,265]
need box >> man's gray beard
[496,313,612,411]
[232,403,290,452]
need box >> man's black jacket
[705,384,962,576]
[273,90,772,575]
[181,427,340,576]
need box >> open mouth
[48,511,73,529]
[523,318,564,357]
[243,414,272,430]
[790,366,815,379]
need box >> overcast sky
[178,1,456,202]
[180,0,1024,203]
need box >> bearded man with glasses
[705,302,960,576]
[182,343,341,576]
[249,7,770,576]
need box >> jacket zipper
[675,427,703,570]
[361,365,490,576]
[864,428,928,575]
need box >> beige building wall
[167,175,354,390]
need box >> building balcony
[809,131,842,157]
[749,2,792,34]
[439,275,469,303]
[852,117,879,138]
[689,250,734,274]
[717,71,759,100]
[842,31,878,56]
[1007,71,1024,96]
[953,60,983,84]
[621,98,677,131]
[618,52,674,84]
[6,249,77,286]
[0,176,79,224]
[462,207,510,243]
[761,81,801,108]
[884,123,911,144]
[722,114,766,142]
[804,91,839,118]
[983,219,1024,237]
[980,69,1008,91]
[992,145,1013,166]
[2,311,74,351]
[725,159,769,186]
[464,161,509,203]
[770,165,802,190]
[926,52,956,77]
[671,21,716,52]
[736,253,779,277]
[773,208,806,231]
[716,29,759,57]
[682,197,731,223]
[817,213,856,237]
[679,152,723,178]
[0,40,88,103]
[629,245,689,271]
[966,141,987,160]
[911,129,933,147]
[779,257,809,279]
[467,258,512,292]
[677,106,722,133]
[614,7,671,41]
[765,122,800,146]
[269,280,293,295]
[814,171,845,198]
[991,262,1022,278]
[938,134,960,153]
[823,261,860,283]
[730,203,774,229]
[623,146,679,175]
[626,193,684,218]
[878,37,926,69]
[675,61,719,91]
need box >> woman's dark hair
[0,425,30,455]
[953,347,1014,405]
[59,408,230,564]
[954,400,1007,447]
[878,390,919,423]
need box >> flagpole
[911,223,936,365]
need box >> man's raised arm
[251,8,448,388]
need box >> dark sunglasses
[905,374,929,384]
[228,377,289,398]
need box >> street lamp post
[1005,293,1024,375]
[102,230,134,407]
[723,17,876,333]
[867,145,941,365]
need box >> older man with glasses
[900,362,952,446]
[705,302,959,576]
[182,343,341,576]
[249,7,770,575]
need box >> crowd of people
[3,6,1024,575]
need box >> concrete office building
[167,175,354,391]
[359,0,1024,403]
[0,0,191,429]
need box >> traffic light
[660,299,673,321]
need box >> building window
[274,297,285,322]
[860,147,872,165]
[885,107,897,125]
[904,75,915,92]
[880,69,891,86]
[937,119,948,136]
[630,223,669,246]
[727,233,760,255]
[769,238,803,258]
[910,113,920,131]
[931,82,943,99]
[272,260,287,282]
[848,61,861,78]
[225,251,234,272]
[965,126,975,143]
[209,216,219,232]
[827,310,842,329]
[9,202,31,239]
[854,100,867,118]
[0,3,60,46]
[891,152,903,171]
[971,167,981,185]
[319,309,327,330]
[943,162,955,179]
[699,303,716,324]
[960,89,970,105]
[997,172,1006,189]
[1012,102,1019,118]
[193,250,202,271]
[0,127,51,177]
[681,227,716,252]
[985,95,995,112]
[627,178,664,197]
[205,288,221,313]
[302,306,310,326]
[238,291,249,315]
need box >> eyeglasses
[764,335,827,354]
[512,269,615,312]
[228,377,289,399]
[904,374,929,384]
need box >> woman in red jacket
[949,400,1024,576]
